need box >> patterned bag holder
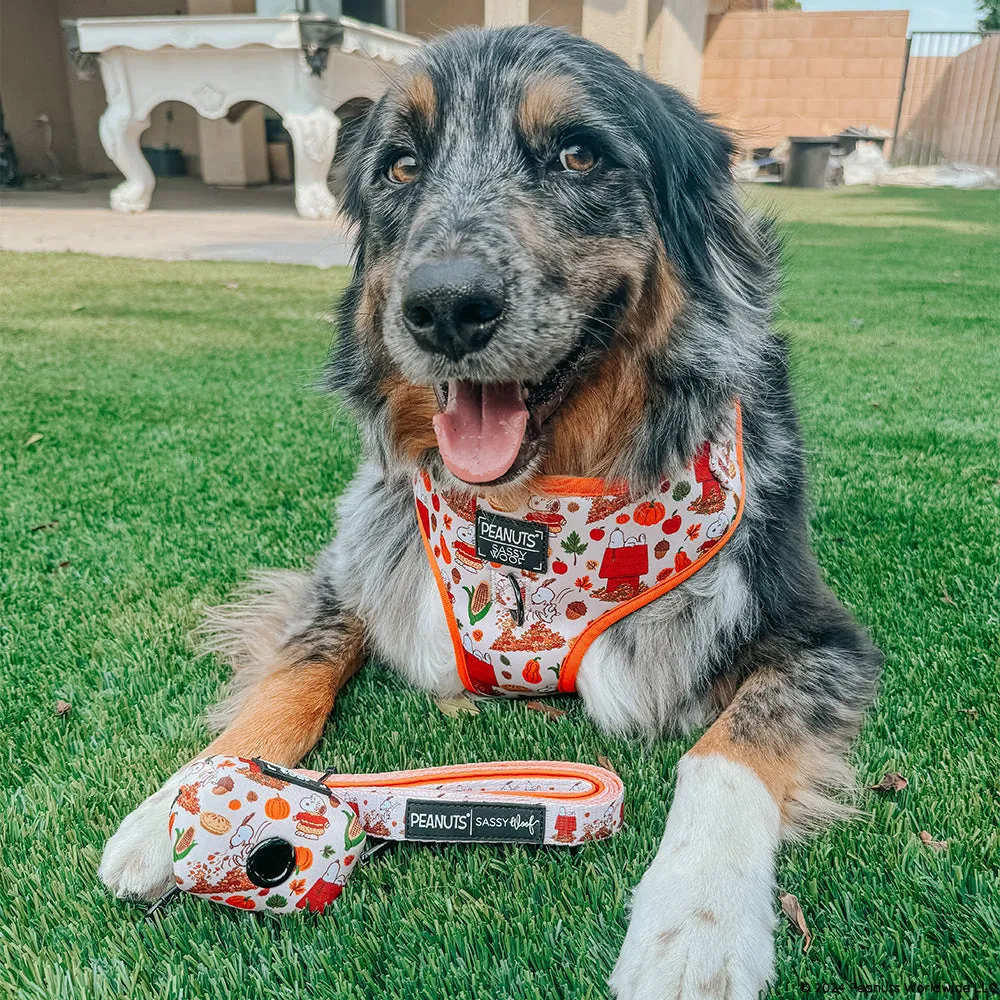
[149,756,625,917]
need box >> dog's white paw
[609,754,781,1000]
[98,781,177,901]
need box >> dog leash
[152,754,624,916]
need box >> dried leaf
[941,591,957,607]
[779,892,813,953]
[433,693,479,719]
[958,707,979,722]
[23,433,43,447]
[868,772,908,793]
[525,701,567,722]
[70,303,86,312]
[597,754,618,775]
[56,560,71,570]
[223,281,240,291]
[30,521,58,533]
[919,830,947,852]
[55,700,72,717]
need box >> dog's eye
[388,153,419,184]
[558,143,596,173]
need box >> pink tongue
[432,380,529,484]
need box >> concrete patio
[0,176,354,268]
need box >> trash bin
[785,137,836,188]
[142,145,186,177]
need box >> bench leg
[285,106,339,220]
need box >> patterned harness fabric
[415,403,745,697]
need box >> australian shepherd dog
[100,25,881,999]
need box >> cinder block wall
[700,9,909,150]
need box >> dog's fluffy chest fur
[321,461,751,735]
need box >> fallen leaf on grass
[867,772,908,793]
[223,281,240,291]
[55,700,72,717]
[70,303,86,312]
[941,591,957,607]
[526,701,567,722]
[958,708,979,722]
[919,830,948,852]
[55,560,71,570]
[779,892,812,953]
[23,433,43,447]
[433,693,479,719]
[30,521,59,533]
[597,754,618,775]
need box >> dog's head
[329,26,772,491]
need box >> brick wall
[700,10,909,150]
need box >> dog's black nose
[402,258,505,361]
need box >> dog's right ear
[328,97,375,215]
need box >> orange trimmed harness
[415,402,744,697]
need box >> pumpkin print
[633,500,665,526]
[225,895,257,910]
[522,659,542,684]
[615,514,630,525]
[295,846,313,872]
[265,796,291,820]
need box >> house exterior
[2,0,764,186]
[14,0,989,193]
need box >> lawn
[2,186,998,999]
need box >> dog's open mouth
[431,348,582,485]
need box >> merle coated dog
[100,25,881,999]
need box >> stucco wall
[402,0,484,37]
[529,0,582,35]
[1,0,81,176]
[700,9,909,149]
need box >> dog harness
[414,403,745,697]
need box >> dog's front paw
[609,754,782,1000]
[98,782,177,901]
[609,853,775,999]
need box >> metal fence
[892,31,1000,169]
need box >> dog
[98,25,881,999]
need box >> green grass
[2,186,999,998]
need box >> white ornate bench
[65,14,420,219]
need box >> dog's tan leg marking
[99,602,366,901]
[202,659,360,766]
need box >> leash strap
[165,755,623,915]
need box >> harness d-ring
[507,573,525,626]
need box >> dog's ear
[329,97,375,216]
[637,79,772,309]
